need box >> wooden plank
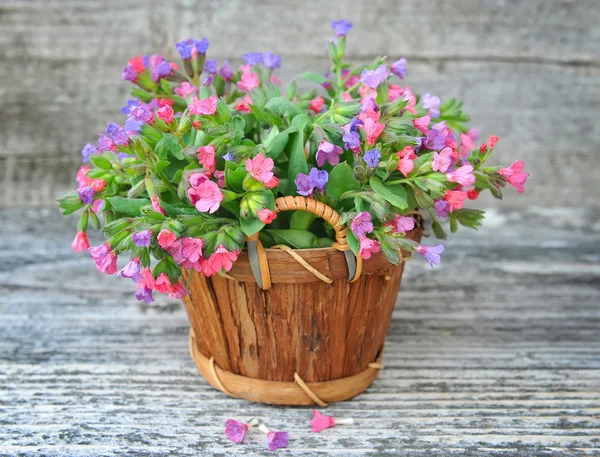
[0,207,599,455]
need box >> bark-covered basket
[182,196,422,406]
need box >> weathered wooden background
[1,0,599,208]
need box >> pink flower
[443,190,468,211]
[237,65,259,92]
[157,229,177,248]
[90,179,106,192]
[71,231,90,252]
[154,273,172,294]
[88,243,118,275]
[432,147,453,173]
[416,244,444,268]
[187,173,223,213]
[76,166,92,187]
[234,95,253,113]
[388,215,415,233]
[214,170,225,188]
[447,164,475,187]
[156,105,174,123]
[358,237,381,260]
[397,146,416,177]
[311,411,335,432]
[388,84,404,102]
[459,132,477,159]
[197,145,216,176]
[351,211,373,238]
[139,268,156,290]
[402,86,417,114]
[499,160,529,193]
[359,117,385,145]
[309,96,325,114]
[413,113,430,135]
[342,91,354,102]
[168,282,187,299]
[467,189,480,200]
[488,135,499,148]
[181,237,204,263]
[188,96,217,115]
[225,419,250,444]
[151,196,166,215]
[174,82,198,98]
[246,153,274,184]
[265,176,279,189]
[204,245,238,276]
[357,109,381,123]
[271,73,281,86]
[310,410,354,433]
[257,209,277,224]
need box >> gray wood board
[1,0,600,208]
[1,207,599,456]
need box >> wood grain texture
[1,0,599,208]
[1,207,599,455]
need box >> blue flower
[331,19,353,37]
[390,58,407,79]
[242,52,263,66]
[262,52,282,69]
[364,149,381,168]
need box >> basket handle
[246,196,358,290]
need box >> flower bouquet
[59,20,528,405]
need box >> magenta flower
[259,424,289,451]
[331,19,353,37]
[71,231,90,252]
[389,215,415,233]
[189,96,218,115]
[246,153,275,184]
[447,164,475,187]
[132,230,152,247]
[237,65,260,92]
[174,82,198,98]
[359,118,385,145]
[413,113,430,135]
[351,212,373,238]
[89,243,118,275]
[181,237,204,263]
[154,273,172,294]
[390,58,407,79]
[225,419,249,444]
[156,105,174,123]
[130,104,154,124]
[316,141,343,167]
[432,147,453,173]
[358,237,381,260]
[168,282,187,299]
[421,93,441,119]
[157,229,177,249]
[416,244,445,268]
[310,410,354,433]
[434,199,451,218]
[499,161,529,193]
[120,257,141,283]
[187,173,223,214]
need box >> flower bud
[240,192,268,219]
[242,175,265,192]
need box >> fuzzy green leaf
[108,197,150,216]
[369,176,408,210]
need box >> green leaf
[231,115,245,132]
[249,105,283,127]
[452,208,485,230]
[410,152,434,177]
[326,162,361,204]
[266,229,318,249]
[264,128,290,160]
[160,201,199,216]
[240,216,265,237]
[286,80,298,100]
[369,176,408,210]
[155,134,184,160]
[225,161,248,193]
[107,197,150,216]
[285,129,308,194]
[155,160,170,175]
[265,96,301,118]
[89,155,112,170]
[431,218,448,239]
[346,229,360,255]
[300,72,330,85]
[290,211,316,230]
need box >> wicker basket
[182,196,422,406]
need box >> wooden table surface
[1,207,599,456]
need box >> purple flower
[360,65,389,89]
[434,200,451,218]
[151,59,172,82]
[262,52,282,69]
[225,420,249,444]
[219,60,234,81]
[331,19,353,37]
[130,104,154,123]
[125,117,143,133]
[342,117,363,151]
[316,141,343,167]
[97,134,115,152]
[309,167,328,192]
[364,148,381,168]
[204,59,218,74]
[176,38,209,59]
[360,96,378,113]
[135,287,154,303]
[415,244,445,268]
[105,123,129,146]
[118,152,135,160]
[122,65,137,82]
[242,52,263,66]
[425,129,446,151]
[390,58,407,79]
[351,211,373,238]
[132,230,152,247]
[120,258,141,283]
[81,143,97,162]
[267,431,289,452]
[223,152,234,162]
[295,172,314,196]
[77,186,95,205]
[121,99,140,115]
[421,93,441,119]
